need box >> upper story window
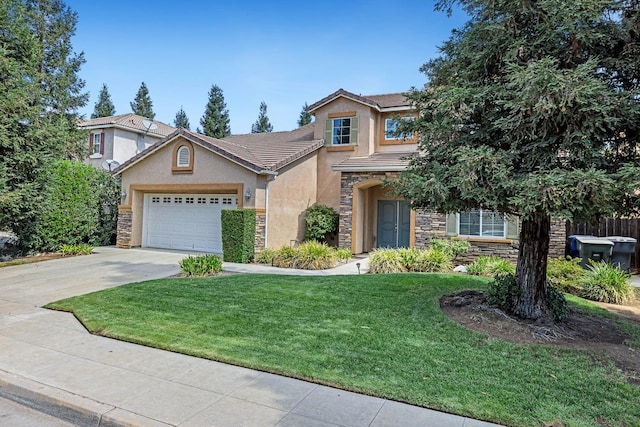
[89,132,104,156]
[385,117,414,140]
[458,209,506,238]
[172,141,194,174]
[324,113,359,149]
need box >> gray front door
[377,200,410,248]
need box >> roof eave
[331,165,408,172]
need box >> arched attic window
[172,142,194,173]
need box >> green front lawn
[46,274,640,427]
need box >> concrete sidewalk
[0,247,499,427]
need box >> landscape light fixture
[356,262,361,274]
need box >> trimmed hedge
[221,209,256,263]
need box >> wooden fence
[567,218,640,272]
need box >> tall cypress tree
[130,82,155,119]
[251,101,273,133]
[200,84,231,138]
[297,102,312,127]
[91,83,116,118]
[174,106,190,130]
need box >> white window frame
[384,117,413,140]
[92,133,102,155]
[331,117,352,146]
[457,209,507,238]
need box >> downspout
[260,171,278,248]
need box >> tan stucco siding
[266,153,318,248]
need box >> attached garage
[142,193,237,252]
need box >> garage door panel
[143,193,236,253]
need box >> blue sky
[65,1,467,134]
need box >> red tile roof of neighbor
[78,114,176,138]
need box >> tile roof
[331,151,414,172]
[78,113,176,138]
[114,124,323,175]
[307,89,411,113]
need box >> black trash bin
[568,235,595,258]
[574,236,614,268]
[605,236,636,272]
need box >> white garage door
[142,194,238,252]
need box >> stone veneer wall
[116,207,132,249]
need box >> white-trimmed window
[384,117,413,140]
[90,132,104,155]
[177,145,190,167]
[325,116,359,146]
[458,209,506,238]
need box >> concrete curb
[0,370,170,427]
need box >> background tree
[130,81,155,119]
[297,102,312,127]
[174,106,190,129]
[251,101,273,133]
[0,0,100,253]
[200,84,231,138]
[397,0,640,321]
[91,83,115,118]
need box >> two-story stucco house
[113,89,565,259]
[79,113,176,169]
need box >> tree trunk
[513,212,551,321]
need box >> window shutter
[99,133,105,155]
[506,215,519,239]
[445,213,458,237]
[350,116,359,145]
[89,133,94,151]
[324,119,332,146]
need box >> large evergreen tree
[0,0,92,252]
[297,102,312,127]
[251,101,273,133]
[91,83,115,118]
[397,0,640,321]
[200,84,231,138]
[130,81,155,119]
[174,106,190,129]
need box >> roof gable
[307,89,411,113]
[114,125,323,176]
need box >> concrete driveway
[0,246,188,307]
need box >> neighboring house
[113,89,565,259]
[79,114,176,169]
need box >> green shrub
[428,238,470,260]
[546,256,584,294]
[221,209,256,263]
[467,256,515,276]
[421,247,453,272]
[580,261,634,304]
[336,248,353,262]
[26,160,119,252]
[546,284,568,322]
[59,244,93,256]
[304,205,339,243]
[486,273,518,312]
[369,248,406,273]
[180,254,223,277]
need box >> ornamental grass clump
[59,244,94,256]
[256,241,342,270]
[180,254,223,277]
[580,261,634,304]
[369,247,453,273]
[467,256,515,276]
[369,248,405,273]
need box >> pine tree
[91,83,115,118]
[297,102,312,127]
[397,0,640,321]
[130,82,155,119]
[174,107,190,129]
[251,101,273,133]
[200,84,230,138]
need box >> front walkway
[0,247,497,427]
